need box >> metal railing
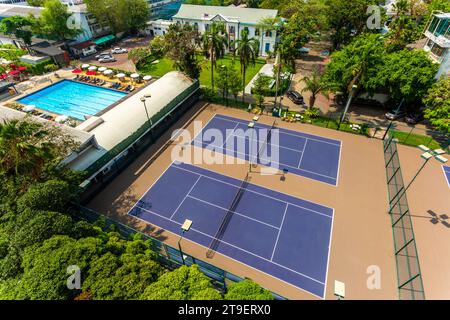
[74,204,287,300]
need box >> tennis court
[128,161,334,298]
[444,166,450,188]
[192,114,342,186]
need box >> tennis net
[254,120,277,166]
[206,173,251,258]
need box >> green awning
[93,35,115,45]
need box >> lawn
[137,54,265,88]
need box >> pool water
[18,80,127,120]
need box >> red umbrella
[0,73,8,79]
[8,70,20,75]
[72,69,82,74]
[18,66,26,71]
[86,71,97,75]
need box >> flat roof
[173,4,278,25]
[68,71,197,172]
[0,105,94,147]
[0,4,42,17]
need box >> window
[244,27,249,34]
[194,22,198,29]
[205,24,209,31]
[255,28,260,36]
[229,26,235,34]
[265,30,272,37]
[431,43,445,58]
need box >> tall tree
[165,24,202,79]
[423,76,450,133]
[85,0,149,35]
[326,0,379,50]
[235,29,259,102]
[0,16,34,51]
[301,67,328,108]
[34,0,82,41]
[202,22,228,93]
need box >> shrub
[225,279,274,300]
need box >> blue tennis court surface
[444,166,450,188]
[192,114,342,186]
[128,162,334,298]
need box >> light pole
[389,145,448,213]
[248,119,258,173]
[140,94,152,126]
[178,219,193,265]
[337,84,357,131]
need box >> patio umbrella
[8,70,20,75]
[72,69,82,74]
[18,66,26,71]
[103,69,113,75]
[86,71,97,75]
[88,66,97,71]
[22,105,35,112]
[143,75,152,82]
[81,64,90,69]
[130,73,140,79]
[115,73,126,79]
[55,115,68,123]
[98,67,107,72]
[0,73,8,79]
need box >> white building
[172,4,278,56]
[146,19,172,36]
[422,12,450,79]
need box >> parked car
[405,113,424,125]
[286,90,304,105]
[95,52,112,59]
[111,47,128,54]
[385,109,407,120]
[98,56,117,63]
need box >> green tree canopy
[164,24,202,79]
[374,49,438,104]
[33,0,82,41]
[141,265,222,300]
[0,16,35,47]
[225,279,274,300]
[423,76,450,133]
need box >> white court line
[270,203,289,261]
[335,140,343,187]
[297,140,308,169]
[129,207,326,299]
[222,123,240,148]
[187,195,280,230]
[220,144,337,181]
[134,204,325,286]
[173,164,334,218]
[215,114,342,147]
[323,208,336,299]
[227,132,303,154]
[192,114,340,186]
[443,165,450,189]
[169,175,202,219]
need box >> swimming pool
[18,80,127,120]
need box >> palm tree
[235,29,259,102]
[0,119,53,179]
[202,22,228,93]
[301,67,328,108]
[256,17,281,56]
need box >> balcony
[424,30,450,48]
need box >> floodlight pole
[140,96,151,124]
[178,230,186,265]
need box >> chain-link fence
[383,134,425,300]
[74,204,287,300]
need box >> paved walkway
[245,63,274,94]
